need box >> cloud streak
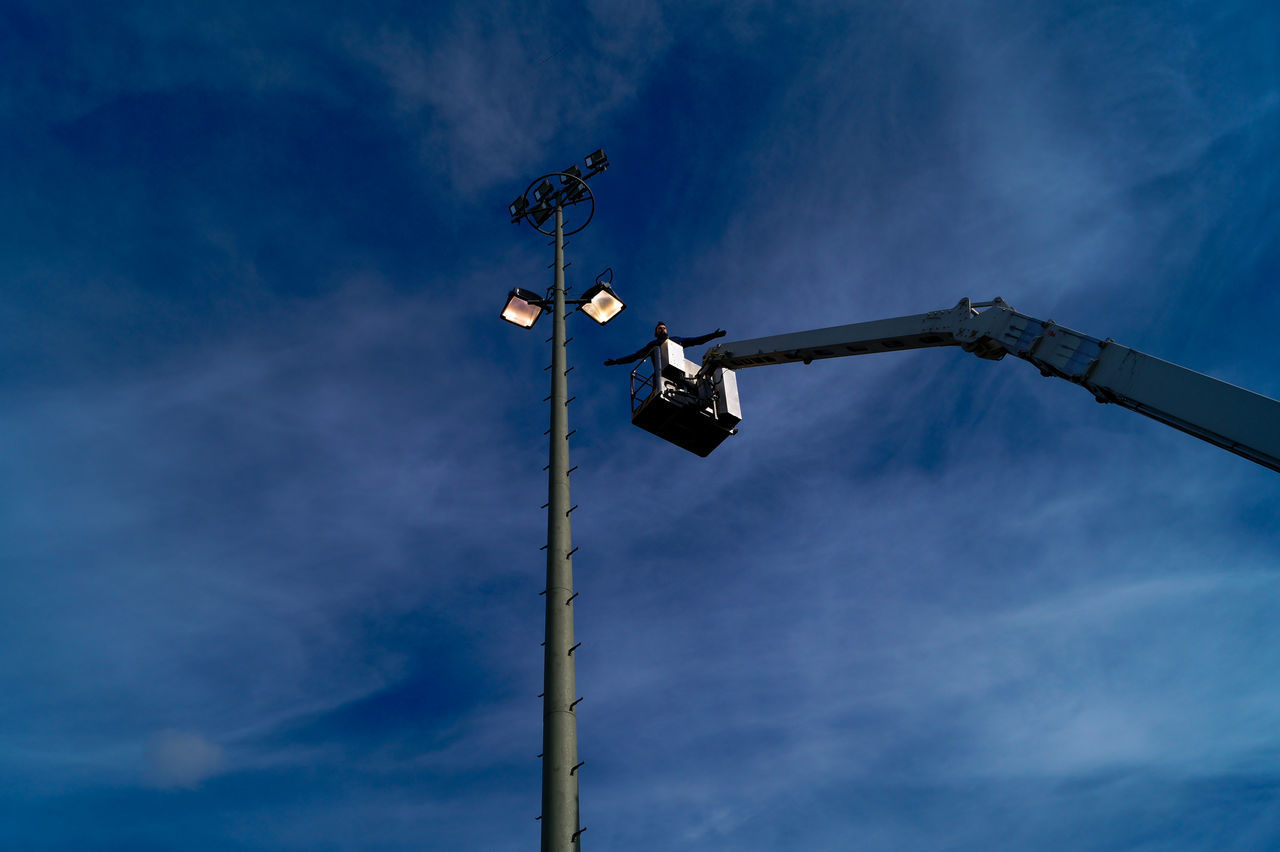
[2,1,1278,850]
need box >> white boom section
[701,298,1280,473]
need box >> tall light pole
[501,150,624,852]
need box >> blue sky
[2,1,1279,849]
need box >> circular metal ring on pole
[521,172,596,236]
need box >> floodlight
[584,149,608,170]
[560,165,582,183]
[509,196,528,218]
[531,204,553,226]
[534,180,556,202]
[579,281,626,325]
[501,288,546,328]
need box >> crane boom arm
[699,298,1280,473]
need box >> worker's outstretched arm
[603,340,657,366]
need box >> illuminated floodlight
[501,287,546,328]
[509,196,528,219]
[579,281,625,325]
[584,149,608,171]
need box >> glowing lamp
[579,282,626,325]
[501,288,545,328]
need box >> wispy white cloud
[344,0,674,195]
[676,0,1280,344]
[0,281,526,770]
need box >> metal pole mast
[542,203,582,851]
[503,153,613,850]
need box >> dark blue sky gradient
[2,1,1280,849]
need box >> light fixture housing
[501,288,546,328]
[579,281,626,325]
[559,165,586,201]
[533,180,556,203]
[584,149,608,171]
[509,196,528,219]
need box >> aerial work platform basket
[629,340,741,457]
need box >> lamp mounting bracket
[516,171,597,236]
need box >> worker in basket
[602,322,726,367]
